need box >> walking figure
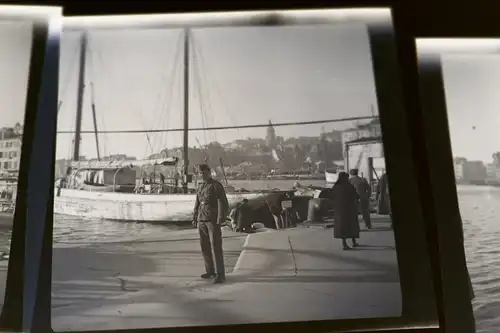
[192,164,229,284]
[332,172,360,250]
[349,168,372,229]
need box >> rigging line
[158,32,183,153]
[92,42,109,157]
[144,133,154,157]
[163,32,184,152]
[58,42,80,112]
[150,32,181,153]
[193,38,216,144]
[190,35,208,145]
[96,48,109,157]
[149,34,181,151]
[195,136,210,164]
[193,36,239,141]
[87,38,102,160]
[193,36,226,143]
[193,37,217,145]
[57,115,378,134]
[119,42,152,156]
[67,142,72,161]
[191,37,209,147]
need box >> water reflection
[457,185,500,333]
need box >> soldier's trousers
[198,221,225,278]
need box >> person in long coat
[377,172,391,215]
[332,172,360,250]
[235,198,254,232]
[377,172,393,229]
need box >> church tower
[266,120,277,149]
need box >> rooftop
[346,136,383,145]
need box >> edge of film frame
[62,8,392,30]
[415,37,490,333]
[2,6,446,333]
[0,4,62,333]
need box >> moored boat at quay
[54,158,271,223]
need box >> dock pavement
[0,215,401,331]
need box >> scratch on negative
[111,272,128,291]
[116,277,127,291]
[288,235,298,276]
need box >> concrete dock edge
[233,233,252,272]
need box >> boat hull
[53,188,267,222]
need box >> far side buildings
[454,157,489,184]
[0,126,22,175]
[341,119,384,178]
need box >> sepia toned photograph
[0,18,36,310]
[439,47,500,333]
[51,12,401,331]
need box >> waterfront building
[344,137,384,180]
[0,127,22,175]
[454,159,487,184]
[486,163,500,181]
[454,162,464,182]
[341,119,382,156]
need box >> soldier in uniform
[192,164,229,284]
[349,168,372,229]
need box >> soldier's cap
[198,164,211,172]
[349,168,359,175]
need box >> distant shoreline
[456,183,500,188]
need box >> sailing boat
[53,30,271,223]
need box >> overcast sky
[0,20,32,131]
[56,22,379,159]
[0,21,380,160]
[442,54,500,164]
[4,20,497,165]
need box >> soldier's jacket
[193,178,229,223]
[349,176,371,201]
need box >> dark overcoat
[377,173,391,215]
[332,182,360,239]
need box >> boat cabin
[63,166,137,193]
[60,157,183,194]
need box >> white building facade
[0,129,22,174]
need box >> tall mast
[321,127,328,171]
[73,32,87,162]
[182,29,190,194]
[90,82,101,161]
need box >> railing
[112,167,124,192]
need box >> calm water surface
[457,185,500,333]
[0,179,325,248]
[0,181,493,330]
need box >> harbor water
[457,185,500,333]
[0,181,494,331]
